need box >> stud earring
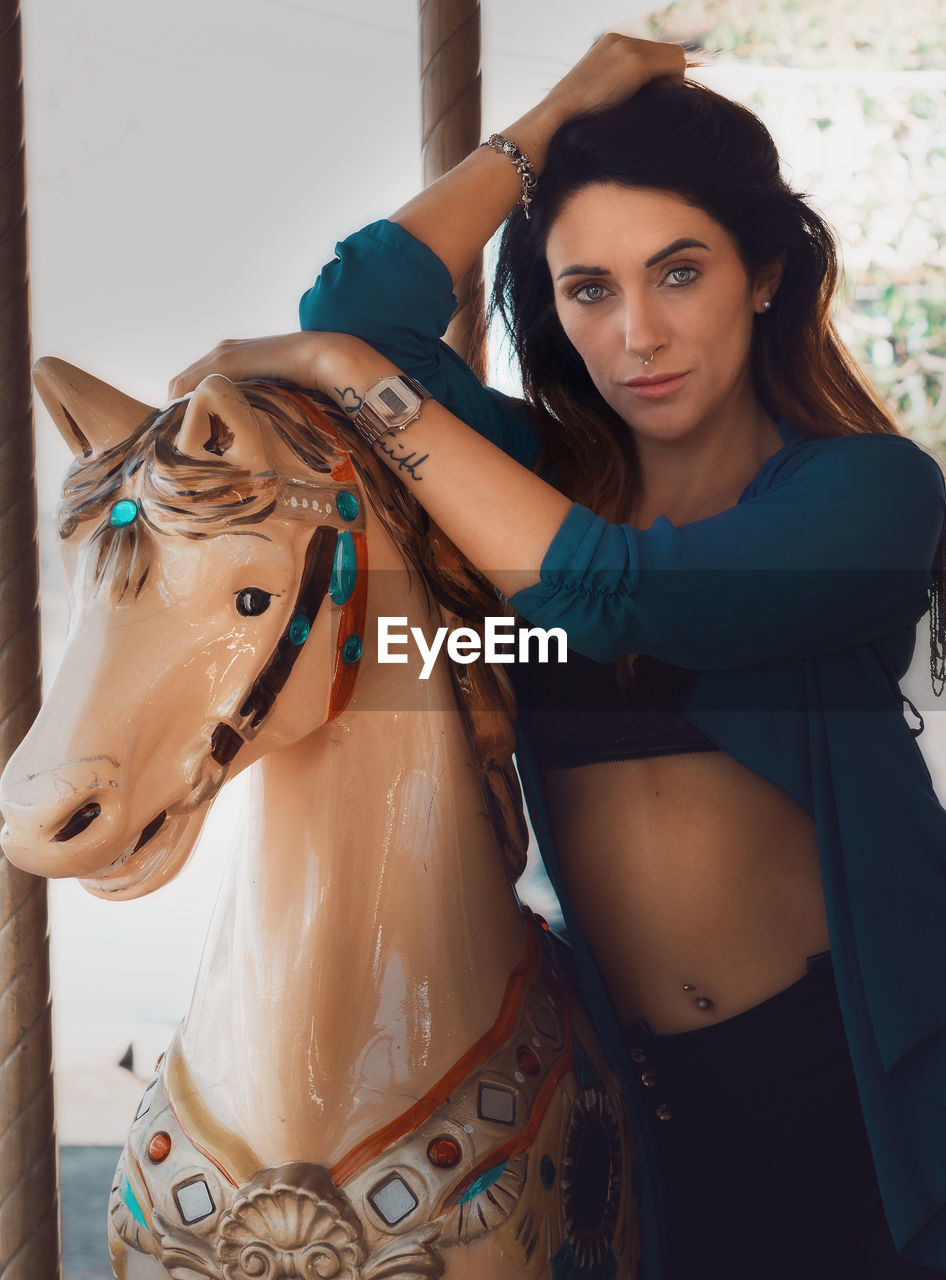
[760,299,772,312]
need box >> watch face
[367,377,420,428]
[378,385,409,416]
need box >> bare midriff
[543,748,829,1035]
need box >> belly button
[682,983,715,1012]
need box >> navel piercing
[682,982,715,1012]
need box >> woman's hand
[167,332,366,402]
[531,32,688,132]
[170,330,574,598]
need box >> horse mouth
[82,809,198,897]
[133,811,167,851]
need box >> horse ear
[173,375,269,472]
[33,357,156,458]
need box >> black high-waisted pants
[622,951,943,1279]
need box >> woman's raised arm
[389,33,688,287]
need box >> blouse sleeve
[298,218,542,470]
[508,432,946,669]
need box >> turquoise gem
[121,1175,148,1230]
[336,490,359,522]
[288,613,310,646]
[457,1160,507,1204]
[109,499,138,528]
[329,530,357,605]
[342,634,362,664]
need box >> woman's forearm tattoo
[377,436,428,482]
[335,385,428,480]
[335,386,363,415]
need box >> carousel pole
[418,0,486,380]
[0,3,61,1278]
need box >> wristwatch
[350,374,432,448]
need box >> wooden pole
[418,0,486,381]
[0,3,61,1276]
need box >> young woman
[169,35,946,1280]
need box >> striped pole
[0,2,61,1276]
[418,0,486,381]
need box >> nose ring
[639,349,656,367]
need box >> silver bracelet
[482,133,538,220]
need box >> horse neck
[180,567,528,1166]
[247,700,526,1013]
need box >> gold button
[655,1104,672,1120]
[640,1070,657,1087]
[628,1048,646,1063]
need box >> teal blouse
[300,217,946,1276]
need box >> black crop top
[510,641,721,771]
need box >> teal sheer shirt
[301,217,946,1276]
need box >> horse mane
[56,382,529,881]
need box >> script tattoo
[377,435,429,481]
[335,386,363,415]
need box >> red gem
[426,1136,462,1168]
[517,1044,541,1075]
[148,1132,172,1163]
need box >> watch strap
[350,375,432,448]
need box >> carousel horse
[0,359,640,1279]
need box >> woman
[170,35,946,1279]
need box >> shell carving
[216,1167,364,1280]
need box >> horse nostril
[53,802,102,842]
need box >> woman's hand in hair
[537,33,688,127]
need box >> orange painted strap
[436,988,575,1215]
[331,450,358,484]
[270,385,367,721]
[331,923,541,1186]
[327,527,368,721]
[130,1150,156,1212]
[165,1091,240,1189]
[275,386,358,483]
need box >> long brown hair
[491,78,946,694]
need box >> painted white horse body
[0,361,639,1279]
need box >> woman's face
[545,183,781,440]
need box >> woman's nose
[622,297,665,360]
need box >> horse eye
[235,588,272,617]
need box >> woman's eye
[667,266,698,286]
[573,282,609,303]
[235,587,273,617]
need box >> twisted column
[0,3,61,1277]
[418,0,486,381]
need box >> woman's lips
[623,372,690,398]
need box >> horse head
[0,358,525,899]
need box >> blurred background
[18,0,946,1273]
